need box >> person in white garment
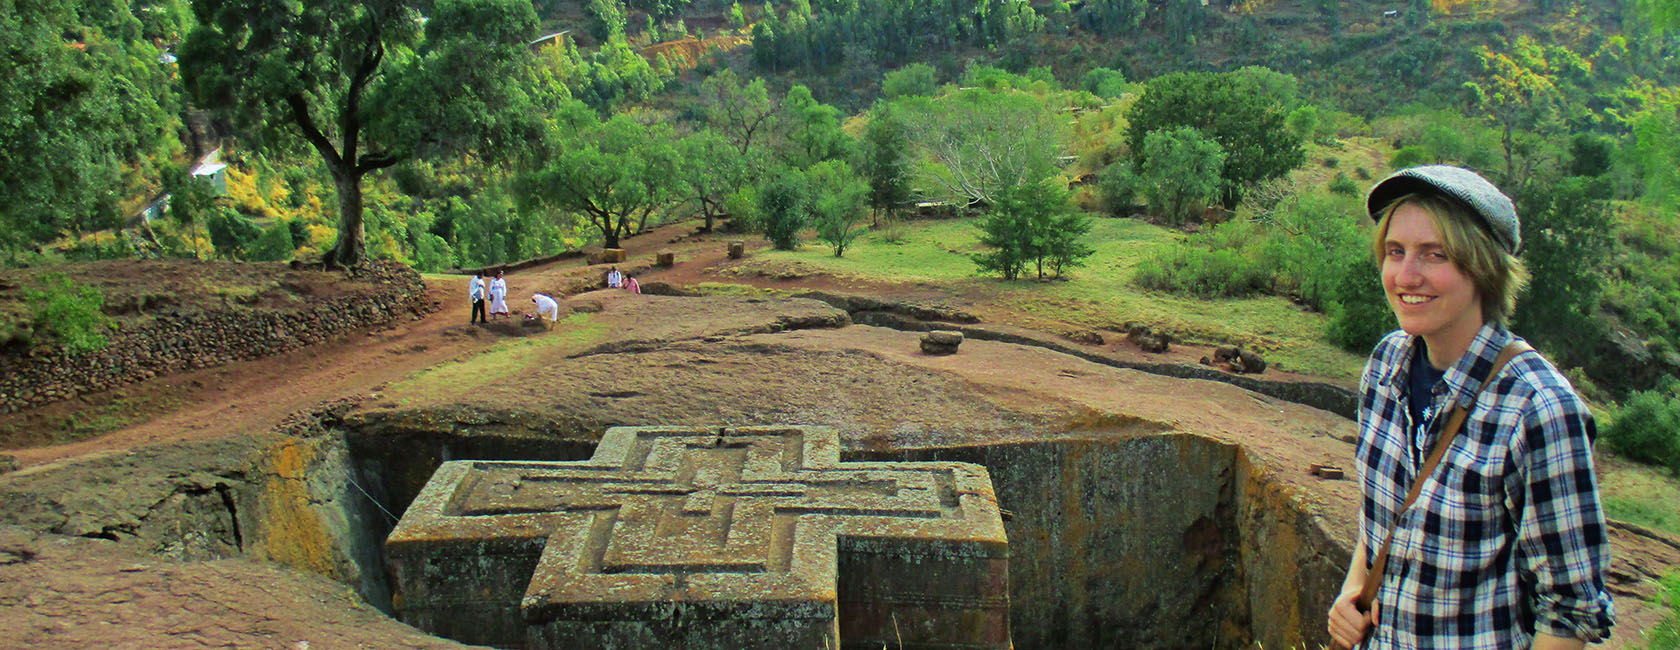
[606,266,623,289]
[531,293,560,322]
[468,271,486,324]
[489,270,509,319]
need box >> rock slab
[386,425,1011,650]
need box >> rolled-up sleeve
[1514,392,1616,642]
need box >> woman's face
[1381,202,1484,353]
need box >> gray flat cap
[1365,165,1521,255]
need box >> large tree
[901,88,1064,208]
[517,103,681,249]
[181,0,540,268]
[1126,71,1304,208]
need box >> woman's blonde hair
[1371,192,1529,325]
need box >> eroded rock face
[386,426,1011,650]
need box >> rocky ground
[1,221,1674,649]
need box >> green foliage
[208,211,263,260]
[1126,71,1306,208]
[181,0,542,267]
[861,104,913,221]
[1603,380,1680,476]
[517,103,681,249]
[248,222,298,262]
[1080,68,1128,99]
[1568,133,1615,178]
[1134,247,1270,299]
[1257,192,1366,310]
[1511,177,1612,373]
[587,0,628,40]
[1651,570,1680,650]
[1095,161,1141,215]
[1285,105,1320,142]
[781,85,855,168]
[898,88,1064,207]
[1139,127,1226,225]
[728,2,747,29]
[971,180,1090,280]
[0,0,183,257]
[1390,145,1435,168]
[808,161,870,257]
[539,36,670,112]
[1630,102,1680,211]
[25,274,113,355]
[752,0,1043,70]
[1326,256,1394,353]
[761,171,810,250]
[1078,0,1146,35]
[677,130,750,232]
[1329,173,1360,196]
[883,64,940,99]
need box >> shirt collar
[1378,324,1512,406]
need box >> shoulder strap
[1355,340,1532,612]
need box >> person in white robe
[489,270,509,318]
[531,293,560,322]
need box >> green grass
[1601,458,1680,537]
[745,217,1368,378]
[384,312,610,404]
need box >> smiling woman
[1327,166,1615,650]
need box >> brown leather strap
[1355,340,1531,613]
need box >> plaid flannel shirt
[1355,324,1614,649]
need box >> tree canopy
[181,0,541,267]
[1126,70,1305,207]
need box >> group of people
[467,264,650,326]
[605,266,640,294]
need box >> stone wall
[0,262,430,413]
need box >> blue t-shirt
[1407,339,1447,431]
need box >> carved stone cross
[387,425,1010,650]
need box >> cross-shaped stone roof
[386,425,1010,650]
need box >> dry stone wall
[0,262,430,413]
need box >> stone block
[387,426,1010,650]
[602,248,627,263]
[728,240,745,260]
[921,330,963,355]
[656,250,675,267]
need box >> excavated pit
[307,416,1345,650]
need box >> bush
[760,172,809,250]
[1095,161,1140,215]
[1329,172,1360,196]
[247,221,297,262]
[1325,256,1394,353]
[1390,145,1433,168]
[883,63,938,98]
[25,273,114,355]
[1603,380,1680,476]
[1133,247,1269,298]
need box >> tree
[807,161,870,257]
[586,0,628,41]
[517,104,681,249]
[700,69,782,157]
[861,104,913,224]
[676,130,750,232]
[1078,0,1147,35]
[883,63,939,98]
[972,180,1089,280]
[1463,37,1563,188]
[1511,177,1612,371]
[181,0,541,268]
[780,85,855,169]
[901,89,1064,208]
[760,171,810,250]
[1139,128,1226,225]
[1,0,181,260]
[729,2,748,30]
[1126,71,1305,208]
[1080,68,1128,99]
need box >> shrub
[883,63,939,98]
[1390,145,1433,168]
[1329,172,1360,196]
[1095,161,1140,215]
[1133,247,1269,298]
[247,221,297,262]
[1326,256,1394,353]
[25,273,114,355]
[1603,380,1680,476]
[760,172,809,250]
